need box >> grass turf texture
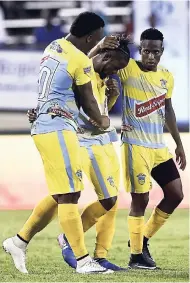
[0,209,189,282]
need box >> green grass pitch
[0,209,189,282]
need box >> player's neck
[137,61,157,72]
[66,34,87,54]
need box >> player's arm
[77,82,109,128]
[74,59,109,129]
[88,36,119,58]
[106,77,120,111]
[165,75,186,170]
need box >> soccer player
[28,39,130,271]
[3,12,115,275]
[119,28,186,269]
[89,28,186,270]
[58,39,130,271]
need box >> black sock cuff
[77,254,89,261]
[143,236,149,244]
[17,234,29,244]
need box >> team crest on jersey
[83,66,91,74]
[107,176,115,187]
[50,41,63,53]
[76,170,82,181]
[137,173,146,185]
[160,79,167,88]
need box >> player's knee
[171,187,184,206]
[164,179,184,207]
[56,192,81,204]
[99,196,117,211]
[130,193,149,216]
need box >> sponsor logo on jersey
[135,94,165,118]
[137,173,146,185]
[76,170,82,181]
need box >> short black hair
[117,39,130,57]
[70,12,105,38]
[140,28,164,41]
[101,38,130,58]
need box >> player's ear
[86,34,92,43]
[161,47,164,54]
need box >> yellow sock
[128,216,144,254]
[144,207,170,239]
[81,201,107,233]
[18,195,57,242]
[94,201,118,259]
[58,203,88,258]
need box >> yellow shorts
[121,143,173,193]
[33,130,83,195]
[80,143,119,200]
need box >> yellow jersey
[78,67,118,146]
[31,38,94,135]
[118,58,174,148]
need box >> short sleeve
[118,58,133,82]
[165,73,174,99]
[74,56,94,86]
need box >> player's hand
[89,118,99,127]
[99,115,110,129]
[106,78,120,97]
[27,108,37,123]
[175,144,186,170]
[98,35,120,50]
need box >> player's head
[96,39,130,78]
[70,12,105,53]
[139,28,164,71]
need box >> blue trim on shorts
[128,144,135,193]
[87,147,110,199]
[57,131,75,192]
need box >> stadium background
[0,0,189,210]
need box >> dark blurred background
[0,0,189,134]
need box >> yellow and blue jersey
[31,38,94,135]
[118,59,174,148]
[77,71,118,147]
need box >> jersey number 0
[38,57,59,102]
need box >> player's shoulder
[157,64,173,78]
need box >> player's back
[31,38,93,135]
[119,58,174,148]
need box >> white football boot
[3,237,28,274]
[76,256,114,274]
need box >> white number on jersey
[38,57,59,101]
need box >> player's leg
[122,143,156,269]
[81,144,118,233]
[3,131,111,274]
[92,144,126,271]
[59,143,122,270]
[143,156,183,256]
[2,131,62,274]
[49,131,112,273]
